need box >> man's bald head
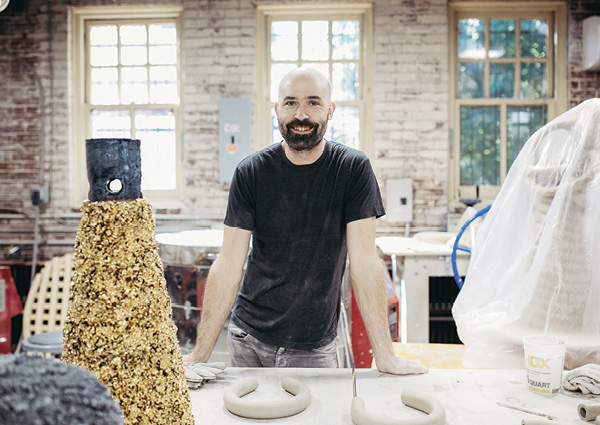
[277,67,332,105]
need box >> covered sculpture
[453,99,600,369]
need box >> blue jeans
[227,322,339,368]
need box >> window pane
[150,83,178,104]
[332,62,358,101]
[458,62,484,98]
[149,45,177,65]
[149,24,176,45]
[120,25,147,45]
[507,105,547,170]
[149,24,177,65]
[91,67,118,84]
[302,21,329,61]
[90,46,118,67]
[460,106,500,185]
[90,26,118,46]
[134,109,177,190]
[332,21,359,60]
[121,46,147,66]
[91,68,119,105]
[120,25,147,66]
[270,63,298,102]
[86,19,180,196]
[520,62,547,99]
[490,63,514,98]
[521,19,547,58]
[490,20,515,58]
[121,67,148,104]
[325,106,359,149]
[149,66,178,104]
[458,19,485,59]
[271,21,299,61]
[90,109,131,138]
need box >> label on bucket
[525,354,564,394]
[523,335,566,395]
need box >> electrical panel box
[219,99,251,183]
[385,178,413,223]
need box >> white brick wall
[372,0,449,227]
[180,0,255,218]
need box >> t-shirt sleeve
[344,156,386,224]
[224,164,256,231]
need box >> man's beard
[279,118,328,152]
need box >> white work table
[376,236,470,343]
[189,367,597,424]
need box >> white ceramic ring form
[223,377,311,419]
[351,389,446,425]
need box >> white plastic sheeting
[452,98,600,370]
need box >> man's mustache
[286,120,317,130]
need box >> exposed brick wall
[568,0,600,107]
[0,0,598,262]
[0,1,47,215]
[0,63,41,213]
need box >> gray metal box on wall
[385,178,413,223]
[219,99,251,183]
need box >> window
[71,7,183,206]
[256,4,373,155]
[449,3,567,206]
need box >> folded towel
[563,364,600,395]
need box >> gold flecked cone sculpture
[62,138,194,425]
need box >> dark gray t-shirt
[225,141,385,349]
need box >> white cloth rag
[563,364,600,395]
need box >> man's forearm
[188,257,243,363]
[346,218,426,375]
[349,256,396,367]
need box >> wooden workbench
[189,367,598,424]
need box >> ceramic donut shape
[351,389,446,425]
[223,377,311,419]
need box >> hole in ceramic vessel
[107,179,123,194]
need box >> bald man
[184,68,427,375]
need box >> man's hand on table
[182,356,226,390]
[376,356,428,375]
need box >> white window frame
[71,6,184,208]
[448,2,567,208]
[255,3,374,157]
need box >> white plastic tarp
[452,98,600,370]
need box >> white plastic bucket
[523,335,567,395]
